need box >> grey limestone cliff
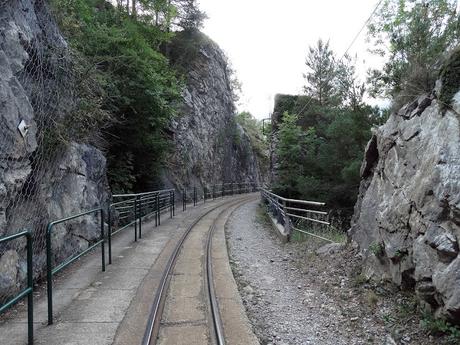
[350,58,460,322]
[162,30,260,193]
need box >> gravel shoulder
[225,199,454,345]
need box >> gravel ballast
[225,200,452,345]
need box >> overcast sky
[199,0,385,119]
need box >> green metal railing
[46,208,105,325]
[0,230,33,344]
[0,181,258,341]
[108,189,175,264]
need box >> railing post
[183,188,186,211]
[204,186,206,203]
[46,225,53,325]
[193,187,197,206]
[137,195,142,239]
[172,191,175,216]
[231,183,233,196]
[101,209,106,272]
[157,193,161,226]
[155,194,158,227]
[283,199,291,241]
[222,183,225,197]
[169,191,173,218]
[134,197,138,242]
[26,232,33,345]
[108,206,112,265]
[212,185,215,200]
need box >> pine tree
[303,39,340,106]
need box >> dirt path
[225,200,448,345]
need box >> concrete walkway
[0,195,255,345]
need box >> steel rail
[142,196,253,345]
[206,211,229,345]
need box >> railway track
[142,196,255,345]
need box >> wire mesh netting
[0,0,102,304]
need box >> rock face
[350,79,460,321]
[0,0,109,302]
[163,30,260,192]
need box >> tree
[53,0,181,193]
[367,0,459,103]
[275,112,317,198]
[303,39,341,106]
[336,54,366,111]
[172,0,207,30]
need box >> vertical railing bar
[26,232,33,345]
[108,206,112,265]
[137,196,142,239]
[101,209,105,272]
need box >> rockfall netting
[0,0,107,304]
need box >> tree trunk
[131,0,137,18]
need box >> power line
[343,0,385,57]
[293,0,385,117]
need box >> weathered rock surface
[163,30,260,192]
[0,0,109,300]
[350,79,460,321]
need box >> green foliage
[303,39,340,106]
[421,312,460,342]
[274,112,317,198]
[439,47,460,111]
[369,242,385,257]
[367,0,459,104]
[273,101,379,213]
[272,39,385,222]
[168,29,211,73]
[113,0,206,30]
[51,0,181,193]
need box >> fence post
[134,197,138,242]
[169,191,173,218]
[283,199,291,241]
[46,225,53,325]
[157,193,161,226]
[108,206,112,265]
[172,191,175,216]
[137,196,142,239]
[212,185,215,200]
[193,187,197,206]
[26,232,33,345]
[204,186,206,203]
[101,209,106,272]
[183,188,186,211]
[222,183,225,197]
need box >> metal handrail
[262,188,325,206]
[46,208,105,325]
[0,182,256,343]
[107,189,175,264]
[0,231,33,344]
[260,188,334,242]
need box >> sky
[199,0,386,119]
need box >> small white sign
[18,119,29,138]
